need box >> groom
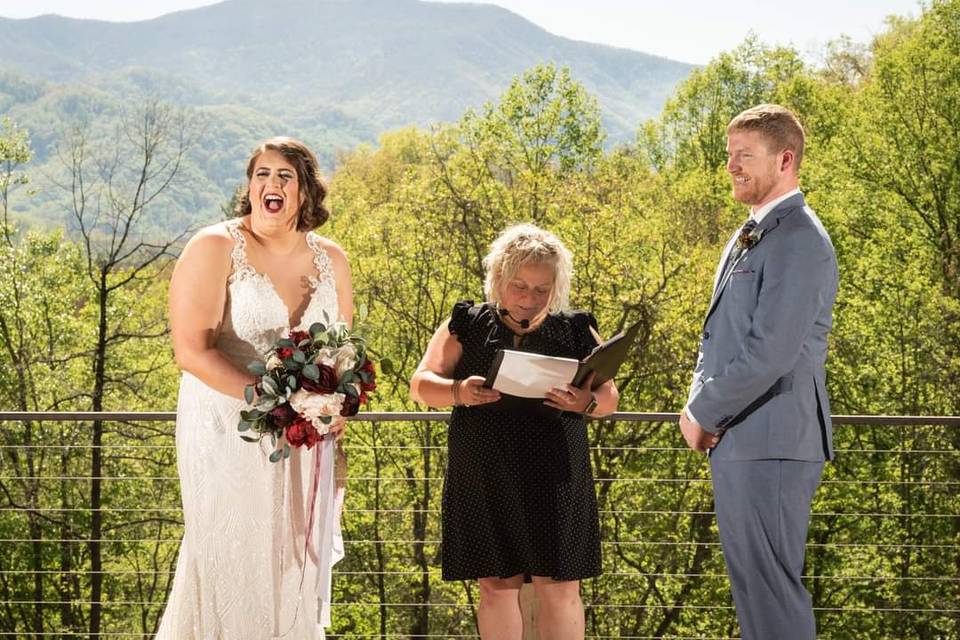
[681,104,838,639]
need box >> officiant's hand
[544,372,596,413]
[679,408,719,453]
[458,376,501,407]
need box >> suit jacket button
[702,331,710,340]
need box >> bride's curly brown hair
[233,137,330,231]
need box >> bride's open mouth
[263,193,284,214]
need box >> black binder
[571,319,642,389]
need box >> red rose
[268,404,297,429]
[304,426,324,449]
[340,393,360,417]
[278,347,294,359]
[358,359,377,393]
[285,417,323,449]
[289,330,310,345]
[301,363,338,394]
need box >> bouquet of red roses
[238,319,376,462]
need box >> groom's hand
[679,408,719,453]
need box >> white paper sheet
[487,349,580,398]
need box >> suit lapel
[711,231,739,299]
[703,193,805,325]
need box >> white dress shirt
[751,187,800,224]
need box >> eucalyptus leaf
[277,339,294,348]
[240,435,260,443]
[292,350,306,364]
[261,376,278,395]
[247,361,267,376]
[344,384,359,398]
[283,443,291,459]
[256,398,277,412]
[269,449,283,463]
[238,420,251,432]
[380,358,395,375]
[309,321,327,337]
[244,385,254,404]
[302,363,320,381]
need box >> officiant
[409,223,619,640]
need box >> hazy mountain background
[0,0,693,229]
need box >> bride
[158,137,352,639]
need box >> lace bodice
[217,218,339,367]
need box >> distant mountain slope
[0,0,693,141]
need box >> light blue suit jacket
[688,192,838,461]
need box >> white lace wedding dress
[157,219,344,639]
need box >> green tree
[843,0,960,298]
[54,99,199,637]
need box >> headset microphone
[498,307,530,329]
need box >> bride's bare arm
[169,226,255,399]
[315,238,353,436]
[320,238,353,327]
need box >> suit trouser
[710,458,824,640]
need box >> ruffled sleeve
[448,300,480,343]
[569,310,601,359]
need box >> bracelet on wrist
[451,379,462,406]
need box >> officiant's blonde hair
[483,224,573,313]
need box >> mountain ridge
[0,0,693,140]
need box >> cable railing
[0,411,958,639]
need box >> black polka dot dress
[441,301,603,582]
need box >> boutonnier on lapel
[735,223,765,253]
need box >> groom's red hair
[728,104,806,172]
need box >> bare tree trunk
[88,271,108,640]
[371,422,387,639]
[58,436,77,637]
[27,502,43,638]
[407,421,432,637]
